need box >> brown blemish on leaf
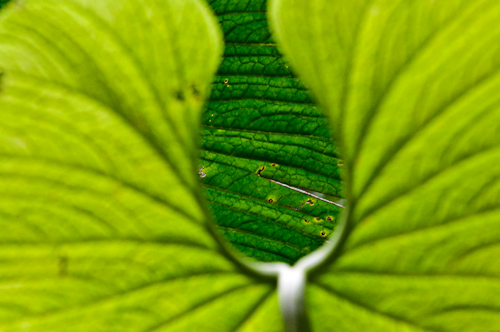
[175,90,185,101]
[190,83,200,97]
[59,256,68,276]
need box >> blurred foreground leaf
[0,1,284,331]
[270,0,500,331]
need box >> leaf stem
[278,265,311,332]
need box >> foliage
[270,0,500,330]
[201,0,343,265]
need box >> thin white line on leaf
[257,166,344,208]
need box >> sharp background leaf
[202,0,344,265]
[270,0,500,331]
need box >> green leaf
[270,0,500,331]
[0,1,285,331]
[202,0,344,265]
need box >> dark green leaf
[202,0,344,264]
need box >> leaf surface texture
[269,0,500,330]
[201,0,344,265]
[0,1,284,331]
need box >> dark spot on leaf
[190,83,200,96]
[320,231,327,237]
[224,78,229,84]
[0,70,4,93]
[59,256,68,276]
[175,90,185,101]
[326,216,332,221]
[314,217,322,222]
[257,166,265,176]
[268,198,274,203]
[271,163,277,167]
[304,219,310,223]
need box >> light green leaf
[202,0,344,265]
[0,0,284,331]
[270,0,500,331]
